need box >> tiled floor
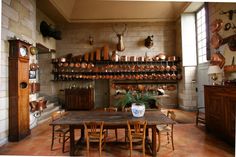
[0,110,234,157]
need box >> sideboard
[204,85,236,146]
[65,88,94,110]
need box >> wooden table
[50,110,175,156]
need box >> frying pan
[210,19,223,33]
[211,33,223,49]
[210,51,225,68]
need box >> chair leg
[125,129,128,142]
[129,140,132,157]
[115,129,118,142]
[99,140,102,157]
[171,130,174,150]
[167,132,170,144]
[51,126,55,151]
[157,131,160,152]
[62,133,66,153]
[142,139,145,157]
[86,138,90,156]
[59,133,62,143]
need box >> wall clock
[8,39,31,141]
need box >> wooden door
[95,80,109,109]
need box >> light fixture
[208,65,221,85]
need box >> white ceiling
[37,0,193,23]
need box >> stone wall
[1,0,36,146]
[56,22,176,57]
[0,0,56,146]
[208,3,236,80]
[36,9,56,99]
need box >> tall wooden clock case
[8,39,31,141]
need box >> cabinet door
[224,97,236,145]
[205,87,225,134]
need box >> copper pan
[210,19,223,33]
[211,33,223,49]
[166,64,170,71]
[210,51,225,68]
[171,65,177,71]
[171,73,177,80]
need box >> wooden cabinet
[204,85,236,145]
[65,88,94,110]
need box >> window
[196,6,207,64]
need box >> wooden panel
[65,88,94,110]
[204,85,236,146]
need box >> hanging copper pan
[210,33,223,49]
[210,51,225,68]
[210,19,223,33]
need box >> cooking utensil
[210,19,223,33]
[158,53,166,60]
[211,33,223,49]
[210,51,225,68]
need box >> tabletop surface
[51,110,175,126]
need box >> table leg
[70,125,75,156]
[77,128,85,144]
[152,126,157,156]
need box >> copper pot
[158,53,166,60]
[152,56,159,61]
[60,57,66,62]
[63,62,68,67]
[75,63,80,68]
[160,65,165,71]
[171,73,177,80]
[69,63,74,68]
[166,64,170,71]
[168,56,176,61]
[171,65,177,71]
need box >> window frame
[195,3,210,64]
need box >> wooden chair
[51,110,70,153]
[84,121,106,157]
[104,107,118,142]
[156,110,175,152]
[196,107,205,126]
[124,107,131,142]
[127,120,147,157]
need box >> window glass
[196,7,207,64]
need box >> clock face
[20,47,27,57]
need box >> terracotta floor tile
[0,110,234,157]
